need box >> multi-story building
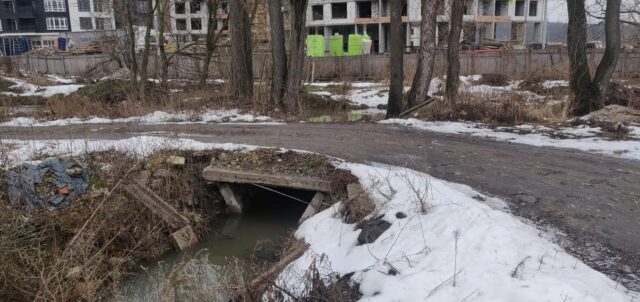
[167,0,231,45]
[169,0,209,44]
[0,0,71,55]
[66,0,117,47]
[306,0,548,54]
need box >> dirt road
[2,122,639,289]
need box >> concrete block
[299,192,325,224]
[218,183,244,214]
[171,225,198,250]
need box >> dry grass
[0,147,369,301]
[36,79,241,120]
[415,91,566,125]
[475,73,509,86]
[0,150,224,301]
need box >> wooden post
[62,55,67,76]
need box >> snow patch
[1,76,83,97]
[0,109,279,127]
[280,162,639,301]
[381,119,640,161]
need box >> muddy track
[2,122,639,290]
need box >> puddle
[120,186,312,301]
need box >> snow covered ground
[1,136,637,301]
[307,76,567,110]
[281,162,638,301]
[1,76,83,97]
[382,119,640,161]
[0,109,279,127]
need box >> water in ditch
[119,186,312,301]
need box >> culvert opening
[228,183,314,217]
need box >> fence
[8,49,640,81]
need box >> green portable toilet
[306,35,324,57]
[329,34,344,56]
[348,34,371,56]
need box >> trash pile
[5,157,89,209]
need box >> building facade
[0,0,72,55]
[306,0,548,54]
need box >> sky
[547,0,569,22]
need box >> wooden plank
[202,167,332,192]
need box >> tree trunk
[445,0,465,104]
[124,4,138,87]
[200,0,219,88]
[591,0,622,107]
[157,0,168,87]
[283,0,307,114]
[567,0,595,116]
[386,0,404,118]
[567,0,622,116]
[268,0,287,108]
[229,0,254,100]
[407,0,438,107]
[139,0,155,98]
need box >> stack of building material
[480,39,514,51]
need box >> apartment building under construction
[306,0,548,54]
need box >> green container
[347,34,371,56]
[306,35,324,57]
[329,35,344,56]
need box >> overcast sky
[547,0,569,22]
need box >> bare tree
[229,0,254,100]
[157,0,170,87]
[282,0,308,114]
[200,0,221,88]
[386,0,404,118]
[268,0,287,108]
[445,0,465,105]
[122,0,138,87]
[140,0,159,97]
[567,0,622,115]
[407,0,439,108]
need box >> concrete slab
[202,167,332,193]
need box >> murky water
[120,186,311,301]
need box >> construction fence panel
[7,49,640,81]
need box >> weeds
[415,91,566,125]
[476,73,509,87]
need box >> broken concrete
[167,155,186,166]
[171,225,199,250]
[299,192,325,223]
[217,183,245,214]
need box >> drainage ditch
[121,169,326,300]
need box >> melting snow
[0,109,279,127]
[381,119,640,161]
[280,162,639,301]
[1,76,83,97]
